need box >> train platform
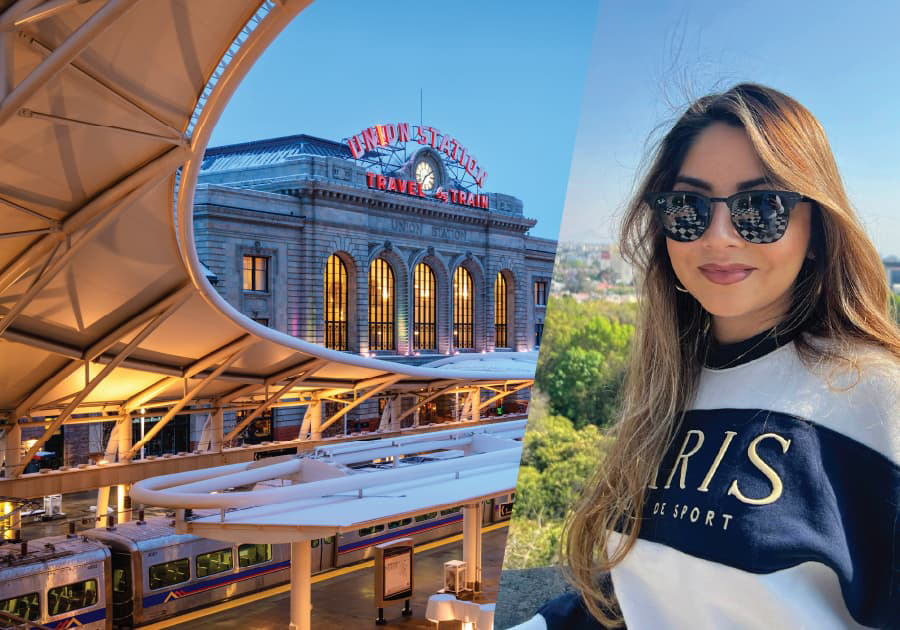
[153,525,509,630]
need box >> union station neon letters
[347,122,488,188]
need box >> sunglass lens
[730,192,790,243]
[653,193,709,241]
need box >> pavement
[159,527,509,630]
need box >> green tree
[535,297,634,428]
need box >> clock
[414,155,439,192]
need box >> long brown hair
[561,83,900,625]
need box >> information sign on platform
[374,537,414,624]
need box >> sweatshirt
[510,334,900,629]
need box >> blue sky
[209,0,599,241]
[562,1,900,257]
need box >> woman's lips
[698,263,756,285]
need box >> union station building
[192,123,555,363]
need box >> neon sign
[347,122,487,189]
[365,172,489,209]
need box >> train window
[388,518,413,529]
[414,512,437,522]
[47,580,97,617]
[358,524,386,537]
[0,592,39,622]
[196,548,234,578]
[238,544,272,567]
[311,539,320,548]
[148,558,190,590]
[440,507,461,516]
[112,568,128,594]
[324,536,335,544]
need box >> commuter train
[0,494,514,629]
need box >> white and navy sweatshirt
[512,334,900,629]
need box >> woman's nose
[701,200,744,247]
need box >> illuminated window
[413,263,436,351]
[238,544,272,567]
[0,592,39,622]
[495,272,508,348]
[196,548,233,578]
[243,255,268,292]
[148,558,189,590]
[325,254,348,350]
[534,279,547,306]
[48,580,98,615]
[368,259,395,351]
[453,266,474,349]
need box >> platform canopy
[130,420,524,543]
[0,0,534,481]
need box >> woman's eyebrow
[673,175,711,190]
[736,177,768,190]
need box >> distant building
[187,125,555,440]
[193,128,555,359]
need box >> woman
[513,84,900,629]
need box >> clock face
[415,158,436,192]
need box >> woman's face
[666,122,812,343]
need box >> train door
[310,539,322,573]
[111,552,134,628]
[320,536,336,571]
[310,537,336,573]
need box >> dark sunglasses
[644,190,810,244]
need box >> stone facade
[193,134,556,363]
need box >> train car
[17,490,516,629]
[82,519,289,628]
[0,535,111,630]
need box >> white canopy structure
[0,0,535,501]
[132,420,524,630]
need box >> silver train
[0,494,513,629]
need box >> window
[358,524,386,537]
[196,548,233,578]
[534,279,547,306]
[238,544,272,567]
[0,592,39,622]
[325,254,348,350]
[535,322,544,347]
[47,580,97,616]
[413,263,437,351]
[453,266,473,349]
[440,506,461,516]
[243,255,268,292]
[368,259,394,351]
[252,317,269,327]
[148,558,189,590]
[495,272,508,348]
[388,518,413,529]
[415,512,437,522]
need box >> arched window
[413,263,436,351]
[453,266,473,349]
[495,272,508,348]
[369,259,394,351]
[325,254,348,350]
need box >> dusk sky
[209,0,599,241]
[562,1,900,258]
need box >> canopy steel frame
[11,287,190,477]
[317,375,404,434]
[0,0,136,126]
[122,344,253,460]
[223,359,327,443]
